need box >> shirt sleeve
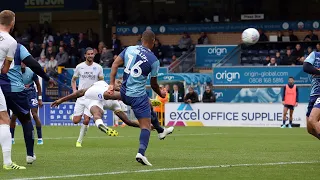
[6,40,17,61]
[150,60,160,77]
[305,51,316,65]
[20,45,31,60]
[32,72,39,82]
[73,65,80,77]
[118,48,127,60]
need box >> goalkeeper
[52,80,174,140]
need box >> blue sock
[289,121,292,125]
[36,126,42,139]
[10,127,15,139]
[138,129,150,156]
[151,109,164,133]
[22,121,34,157]
[282,120,286,125]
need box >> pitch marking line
[10,161,320,180]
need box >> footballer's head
[115,78,123,91]
[141,30,155,50]
[0,10,15,33]
[85,47,94,63]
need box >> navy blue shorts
[284,104,294,110]
[120,91,151,119]
[4,90,30,115]
[27,90,38,109]
[306,96,320,117]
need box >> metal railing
[214,44,242,67]
[168,49,196,73]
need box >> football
[241,28,260,45]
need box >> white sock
[95,119,104,128]
[77,125,88,143]
[0,124,12,166]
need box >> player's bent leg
[306,117,320,139]
[281,106,288,128]
[31,108,43,145]
[114,111,140,128]
[90,106,118,136]
[10,114,17,144]
[308,107,320,137]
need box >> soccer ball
[241,28,260,45]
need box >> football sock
[0,124,12,166]
[151,108,164,133]
[282,120,286,125]
[138,129,150,156]
[36,126,42,139]
[289,121,292,125]
[10,127,15,139]
[21,121,34,157]
[77,124,88,143]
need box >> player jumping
[10,62,44,145]
[0,10,25,170]
[71,47,105,148]
[303,51,320,139]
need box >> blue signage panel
[116,21,320,35]
[0,0,94,12]
[196,45,237,67]
[212,66,310,86]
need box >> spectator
[100,47,114,68]
[93,48,101,64]
[304,30,319,41]
[291,44,305,65]
[111,33,121,55]
[63,29,73,46]
[277,31,283,42]
[54,31,63,46]
[46,55,58,76]
[258,29,268,42]
[165,84,171,94]
[154,85,169,115]
[202,86,216,103]
[169,55,179,72]
[169,84,184,102]
[20,29,31,46]
[59,40,67,50]
[275,52,282,64]
[47,41,57,54]
[198,32,209,44]
[56,46,69,67]
[288,30,298,41]
[87,28,99,48]
[28,41,40,58]
[263,56,271,65]
[152,39,163,61]
[46,47,56,60]
[67,38,79,68]
[38,55,48,68]
[184,87,199,103]
[177,32,192,51]
[306,46,313,57]
[281,49,295,65]
[98,41,105,54]
[43,32,54,45]
[40,43,47,57]
[136,34,142,45]
[13,30,22,43]
[316,43,320,52]
[267,57,278,66]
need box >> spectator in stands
[304,30,319,41]
[136,34,142,45]
[281,49,295,65]
[28,41,40,58]
[59,40,67,50]
[40,43,47,57]
[316,43,320,52]
[46,55,58,77]
[78,32,89,59]
[63,29,73,46]
[184,87,199,104]
[275,52,282,64]
[56,46,69,67]
[67,38,79,68]
[87,28,99,48]
[98,42,105,54]
[20,29,31,46]
[169,84,184,102]
[47,41,57,55]
[258,29,268,42]
[38,55,48,68]
[46,47,56,60]
[93,48,101,64]
[202,86,216,103]
[43,32,54,45]
[263,56,271,66]
[54,31,63,46]
[165,84,171,94]
[152,39,163,60]
[13,30,22,43]
[100,47,113,68]
[154,85,169,116]
[198,32,209,45]
[277,31,284,42]
[169,55,179,72]
[288,30,298,41]
[111,33,121,55]
[267,57,277,66]
[306,46,313,57]
[291,44,305,65]
[177,32,192,51]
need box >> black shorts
[4,90,30,115]
[284,104,294,110]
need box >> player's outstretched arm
[108,54,124,94]
[51,88,88,107]
[303,62,320,75]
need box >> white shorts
[73,96,92,117]
[0,88,7,112]
[119,101,128,111]
[87,100,122,113]
[84,81,109,101]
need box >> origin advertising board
[165,103,307,127]
[212,66,310,86]
[196,45,237,67]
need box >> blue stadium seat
[280,49,286,55]
[258,50,269,56]
[248,50,258,56]
[241,50,248,57]
[269,49,277,55]
[241,56,251,64]
[251,56,261,64]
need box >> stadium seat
[241,56,251,64]
[251,56,261,64]
[258,50,269,56]
[269,49,277,55]
[280,49,286,55]
[247,50,258,56]
[241,50,248,57]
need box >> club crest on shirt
[93,67,97,71]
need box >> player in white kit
[71,47,105,147]
[0,10,26,170]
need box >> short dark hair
[141,30,155,43]
[289,76,294,79]
[85,47,93,54]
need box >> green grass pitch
[1,126,320,180]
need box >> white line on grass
[10,161,320,180]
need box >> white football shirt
[73,62,104,90]
[0,31,17,68]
